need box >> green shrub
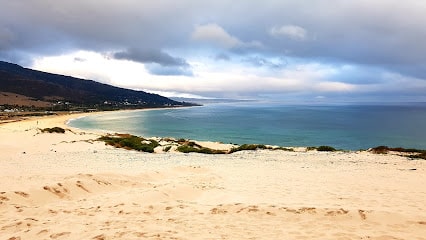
[371,146,390,154]
[177,145,197,153]
[176,145,226,154]
[410,152,426,160]
[306,146,337,152]
[273,147,294,151]
[98,134,159,153]
[187,141,202,148]
[41,127,66,133]
[370,146,426,154]
[163,146,172,152]
[229,144,270,153]
[317,146,337,152]
[370,146,426,160]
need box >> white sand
[0,113,425,240]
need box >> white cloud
[32,50,151,86]
[30,50,425,102]
[269,25,307,41]
[191,23,263,49]
[315,81,356,92]
[192,23,241,48]
[143,90,210,99]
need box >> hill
[0,61,190,111]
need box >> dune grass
[98,134,159,153]
[371,146,426,160]
[97,134,425,159]
[177,145,227,154]
[307,146,337,152]
[40,127,66,133]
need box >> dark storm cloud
[260,1,426,79]
[112,48,192,76]
[2,1,425,65]
[206,1,426,80]
[113,49,189,67]
[0,1,195,60]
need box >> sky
[1,0,426,103]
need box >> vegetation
[273,147,294,152]
[41,127,66,133]
[371,146,423,154]
[163,146,172,152]
[229,144,271,153]
[177,145,226,154]
[370,146,426,160]
[96,134,425,159]
[411,152,426,160]
[306,146,337,152]
[317,146,337,152]
[98,134,159,153]
[186,141,202,148]
[370,146,391,154]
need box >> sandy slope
[0,113,425,240]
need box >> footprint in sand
[50,232,71,239]
[247,205,260,213]
[210,207,228,214]
[0,195,10,201]
[48,209,58,215]
[1,222,22,231]
[285,208,302,214]
[8,237,21,240]
[92,234,106,240]
[133,232,147,237]
[299,207,317,214]
[92,178,111,185]
[265,211,276,216]
[56,183,69,193]
[325,208,349,216]
[24,218,38,222]
[358,209,367,220]
[43,186,68,199]
[76,181,90,193]
[14,206,23,212]
[14,191,30,198]
[37,229,49,235]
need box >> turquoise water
[69,102,426,150]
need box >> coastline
[1,113,425,239]
[64,104,426,151]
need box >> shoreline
[1,111,425,239]
[66,109,426,154]
[3,109,426,156]
[64,104,426,151]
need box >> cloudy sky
[1,0,426,102]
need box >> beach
[1,113,425,240]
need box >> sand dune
[1,113,425,239]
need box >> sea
[68,102,426,150]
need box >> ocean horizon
[68,102,426,150]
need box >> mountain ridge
[0,61,190,110]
